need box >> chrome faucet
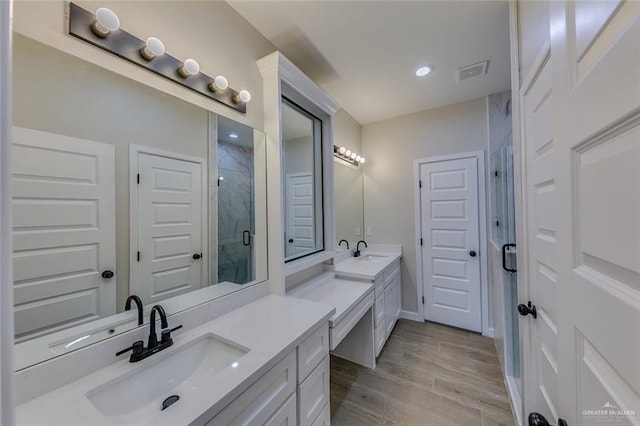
[124,295,143,326]
[116,304,182,363]
[338,239,350,249]
[354,240,368,257]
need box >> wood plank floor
[330,319,515,426]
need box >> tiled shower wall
[217,141,254,284]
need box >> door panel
[551,2,640,423]
[285,173,315,256]
[521,52,560,422]
[11,127,116,340]
[135,152,204,305]
[420,156,482,332]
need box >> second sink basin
[357,254,388,262]
[86,333,249,423]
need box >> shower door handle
[502,243,517,272]
[242,230,251,246]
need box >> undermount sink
[86,334,249,423]
[357,254,388,262]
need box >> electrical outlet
[366,227,373,236]
[355,226,361,236]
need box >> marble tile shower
[218,141,255,284]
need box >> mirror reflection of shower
[217,117,256,285]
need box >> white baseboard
[484,327,495,338]
[400,310,422,322]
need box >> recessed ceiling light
[229,133,238,139]
[415,65,434,77]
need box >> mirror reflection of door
[282,98,324,261]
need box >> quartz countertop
[16,295,335,425]
[287,274,373,326]
[334,250,402,280]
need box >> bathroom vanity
[16,296,334,426]
[334,247,402,356]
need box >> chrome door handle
[502,243,517,272]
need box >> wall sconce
[139,37,165,61]
[334,145,365,166]
[90,8,120,38]
[68,3,249,114]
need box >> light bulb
[233,90,251,104]
[339,146,346,154]
[350,152,357,159]
[360,157,366,164]
[178,59,200,77]
[229,133,238,139]
[139,37,165,61]
[356,156,362,162]
[345,150,352,157]
[91,8,120,38]
[209,75,228,92]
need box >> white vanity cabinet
[204,324,330,426]
[337,258,401,357]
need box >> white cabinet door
[550,2,640,424]
[133,150,205,305]
[384,283,395,338]
[265,394,297,426]
[419,156,482,332]
[12,127,116,340]
[393,275,402,321]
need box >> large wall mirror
[282,97,324,262]
[11,34,268,369]
[334,158,364,249]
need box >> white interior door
[521,51,559,423]
[285,173,315,257]
[133,150,205,305]
[11,127,116,341]
[420,156,482,332]
[551,2,640,424]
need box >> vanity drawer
[384,259,400,287]
[374,292,385,327]
[297,323,329,383]
[330,291,374,350]
[265,393,297,426]
[206,351,296,426]
[311,402,330,426]
[374,323,385,356]
[298,356,329,426]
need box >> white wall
[362,98,489,313]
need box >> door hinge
[494,170,498,177]
[422,296,425,304]
[496,220,500,227]
[420,238,423,246]
[137,251,140,262]
[419,180,422,188]
[137,173,140,184]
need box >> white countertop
[16,295,335,426]
[334,250,402,280]
[287,274,373,326]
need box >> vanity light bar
[334,145,365,166]
[68,3,250,113]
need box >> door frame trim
[413,150,489,335]
[129,145,208,301]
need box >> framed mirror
[334,157,364,250]
[11,34,267,369]
[281,97,324,262]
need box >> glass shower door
[502,144,521,393]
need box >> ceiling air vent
[456,60,489,81]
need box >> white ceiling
[228,0,511,124]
